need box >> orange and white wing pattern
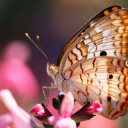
[63,57,128,119]
[57,5,128,119]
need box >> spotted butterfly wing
[47,5,128,119]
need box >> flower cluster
[31,91,103,128]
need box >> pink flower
[32,91,104,128]
[84,101,103,114]
[0,41,39,101]
[73,102,120,128]
[48,92,76,128]
[0,89,42,128]
[2,41,31,61]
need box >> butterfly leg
[42,82,57,107]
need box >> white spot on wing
[103,36,114,43]
[97,42,115,51]
[85,34,90,39]
[96,73,108,79]
[84,38,92,44]
[90,21,95,27]
[72,47,83,60]
[87,53,94,59]
[88,42,96,52]
[95,26,102,33]
[103,28,117,37]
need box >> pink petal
[0,114,12,128]
[55,117,76,128]
[0,59,39,101]
[0,89,32,128]
[48,116,61,124]
[84,101,103,114]
[31,104,47,116]
[2,41,31,62]
[0,89,18,108]
[18,107,31,119]
[48,116,76,128]
[60,92,74,118]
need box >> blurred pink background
[0,0,128,128]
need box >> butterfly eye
[109,75,113,79]
[107,96,111,102]
[100,51,107,56]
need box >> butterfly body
[47,5,128,119]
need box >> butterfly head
[47,62,66,91]
[47,62,59,77]
[47,62,59,86]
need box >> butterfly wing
[57,5,128,119]
[64,57,128,119]
[57,5,123,67]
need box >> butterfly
[47,5,128,119]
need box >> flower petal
[0,59,39,101]
[60,92,74,118]
[48,116,76,128]
[0,89,32,128]
[0,114,12,128]
[48,116,61,124]
[55,118,76,128]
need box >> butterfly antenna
[36,35,52,64]
[25,33,52,64]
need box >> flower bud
[31,104,47,116]
[31,103,52,124]
[71,102,95,123]
[84,101,103,114]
